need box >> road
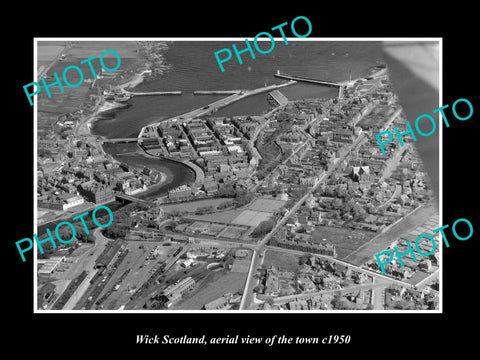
[262,245,413,287]
[262,132,368,248]
[240,133,370,309]
[378,184,402,209]
[371,277,388,310]
[379,106,403,133]
[414,269,439,289]
[248,105,286,162]
[250,115,321,192]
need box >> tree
[195,205,214,215]
[251,219,275,238]
[331,291,342,309]
[298,255,308,265]
[164,222,177,232]
[332,198,343,210]
[169,210,182,217]
[353,204,367,220]
[85,234,96,243]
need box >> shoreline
[74,60,176,198]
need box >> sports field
[219,226,248,239]
[232,210,272,227]
[248,198,286,212]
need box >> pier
[122,90,182,96]
[268,90,289,106]
[193,90,242,95]
[138,80,297,138]
[102,138,141,144]
[274,71,341,87]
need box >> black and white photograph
[32,38,441,313]
[6,7,478,355]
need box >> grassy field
[38,44,65,61]
[36,41,141,131]
[175,272,247,310]
[312,226,376,260]
[220,226,248,239]
[162,198,233,214]
[67,41,139,59]
[232,210,272,227]
[185,208,243,224]
[263,249,301,272]
[248,198,286,212]
[181,197,282,226]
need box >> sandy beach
[115,69,151,90]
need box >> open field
[36,41,141,132]
[162,198,233,214]
[70,243,94,257]
[66,41,139,59]
[232,210,272,227]
[182,196,282,226]
[185,208,243,224]
[175,272,247,310]
[38,44,65,62]
[263,249,301,272]
[219,226,249,239]
[248,198,286,212]
[312,226,376,260]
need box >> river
[91,40,386,197]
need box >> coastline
[74,65,174,198]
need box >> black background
[5,4,478,356]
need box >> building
[203,294,232,310]
[351,166,374,184]
[162,277,196,301]
[168,185,192,201]
[78,181,114,203]
[38,193,84,211]
[333,128,355,143]
[272,236,337,257]
[297,276,317,293]
[38,256,66,276]
[321,276,337,290]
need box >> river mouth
[91,41,383,201]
